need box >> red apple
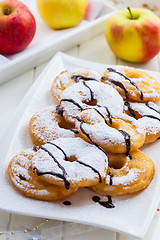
[0,0,36,55]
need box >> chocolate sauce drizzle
[47,142,102,182]
[60,99,83,111]
[68,129,79,134]
[33,167,70,189]
[47,142,68,161]
[38,145,70,189]
[68,78,112,125]
[91,108,108,124]
[33,141,102,187]
[118,130,132,159]
[76,160,102,183]
[141,115,160,122]
[76,117,108,158]
[77,116,132,159]
[62,78,113,125]
[71,75,98,83]
[125,102,160,122]
[56,105,79,134]
[83,81,94,101]
[101,76,129,99]
[47,142,101,181]
[92,195,115,208]
[56,105,63,117]
[97,104,112,124]
[146,103,160,115]
[104,106,112,125]
[107,68,143,100]
[124,102,136,118]
[108,172,114,185]
[63,200,72,206]
[78,106,131,158]
[33,146,39,152]
[19,174,26,181]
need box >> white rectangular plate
[0,0,116,84]
[1,52,160,239]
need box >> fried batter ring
[60,80,124,124]
[102,68,160,102]
[90,150,155,196]
[29,105,79,145]
[31,137,108,189]
[124,101,160,143]
[8,149,78,201]
[51,68,101,102]
[75,108,145,156]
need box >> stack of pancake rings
[8,66,160,201]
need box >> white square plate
[0,0,116,84]
[1,52,160,239]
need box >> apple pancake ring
[90,150,155,196]
[31,137,108,189]
[101,67,160,102]
[51,68,101,102]
[75,108,145,157]
[60,79,124,124]
[124,101,160,143]
[8,149,78,201]
[29,105,79,146]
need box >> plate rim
[1,52,160,239]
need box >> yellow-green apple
[0,0,36,55]
[36,0,89,29]
[105,8,160,62]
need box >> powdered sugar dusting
[108,70,160,99]
[108,72,125,83]
[105,168,142,186]
[10,149,39,193]
[30,106,75,143]
[52,68,102,98]
[9,149,76,198]
[126,102,160,117]
[126,102,160,135]
[32,137,108,186]
[61,80,124,123]
[76,108,145,152]
[79,120,125,146]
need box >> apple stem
[3,7,11,15]
[127,7,133,19]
